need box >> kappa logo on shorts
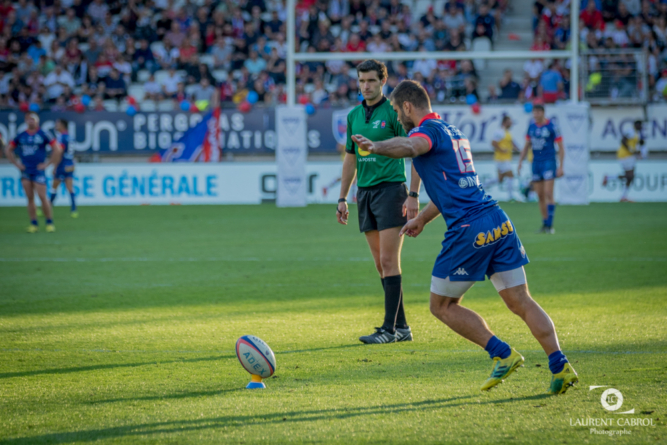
[473,220,514,249]
[452,267,468,276]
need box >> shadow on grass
[0,394,553,444]
[0,343,366,380]
[0,354,234,380]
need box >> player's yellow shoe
[548,362,579,395]
[45,224,56,233]
[26,224,38,233]
[71,211,79,218]
[481,348,525,391]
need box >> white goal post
[285,0,580,105]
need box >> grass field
[0,202,665,444]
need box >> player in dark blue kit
[352,80,578,394]
[5,112,62,233]
[517,104,565,234]
[50,119,78,218]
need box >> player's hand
[517,162,522,175]
[556,167,564,178]
[37,162,48,170]
[336,201,349,225]
[399,217,424,238]
[403,196,419,220]
[15,162,26,171]
[351,134,375,153]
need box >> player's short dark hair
[57,118,68,127]
[634,120,643,126]
[502,114,511,124]
[389,80,431,111]
[356,59,388,81]
[533,104,545,111]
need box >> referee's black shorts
[357,181,408,233]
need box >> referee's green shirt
[345,97,407,188]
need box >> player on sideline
[485,115,519,201]
[602,120,646,202]
[517,104,564,234]
[50,119,78,217]
[5,112,62,232]
[337,59,422,344]
[352,80,578,394]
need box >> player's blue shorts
[531,158,557,182]
[433,206,529,282]
[21,170,47,185]
[55,162,75,180]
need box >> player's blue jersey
[10,129,55,173]
[57,132,74,163]
[409,113,498,228]
[525,119,562,163]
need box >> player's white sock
[506,178,514,200]
[622,185,630,199]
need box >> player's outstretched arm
[517,140,531,175]
[556,139,565,177]
[5,142,25,171]
[352,135,430,159]
[399,201,441,238]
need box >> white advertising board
[1,160,665,206]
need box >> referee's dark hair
[389,80,431,111]
[357,59,388,81]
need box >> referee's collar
[362,96,387,122]
[418,112,441,126]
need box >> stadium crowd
[0,0,662,111]
[0,0,514,111]
[528,0,665,102]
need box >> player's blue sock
[49,192,56,203]
[485,335,511,359]
[70,192,77,211]
[30,219,38,226]
[546,204,555,227]
[46,218,53,225]
[548,350,568,374]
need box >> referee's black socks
[382,275,408,333]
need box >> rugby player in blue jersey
[352,80,578,394]
[50,119,78,218]
[5,112,62,233]
[517,104,565,234]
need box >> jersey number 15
[453,139,475,173]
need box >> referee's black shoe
[359,327,397,344]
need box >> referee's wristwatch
[338,198,347,203]
[408,191,419,198]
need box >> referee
[336,59,422,344]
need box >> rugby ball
[235,335,276,379]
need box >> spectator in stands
[580,0,605,31]
[44,64,74,102]
[443,5,466,35]
[244,50,266,76]
[143,74,161,101]
[475,5,496,41]
[104,68,127,100]
[539,62,564,103]
[161,67,182,99]
[499,69,523,100]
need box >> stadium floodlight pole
[286,0,296,106]
[292,50,573,62]
[570,0,580,103]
